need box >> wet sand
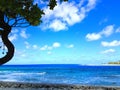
[0,81,120,90]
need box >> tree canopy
[0,0,68,65]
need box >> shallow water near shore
[0,64,120,86]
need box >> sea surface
[0,64,120,86]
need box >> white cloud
[86,25,114,41]
[24,42,40,50]
[20,30,29,39]
[24,41,31,49]
[40,45,48,51]
[0,37,2,42]
[53,42,61,48]
[67,44,74,48]
[100,25,114,37]
[49,20,67,31]
[86,33,101,41]
[9,34,17,41]
[116,27,120,33]
[47,46,53,50]
[9,28,19,41]
[40,45,53,51]
[101,40,120,47]
[11,29,19,33]
[15,50,27,58]
[33,45,38,49]
[86,0,97,11]
[101,49,115,54]
[42,0,97,31]
[40,42,61,51]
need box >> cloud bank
[41,0,97,31]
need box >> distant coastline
[107,61,120,65]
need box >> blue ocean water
[0,64,120,86]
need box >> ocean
[0,64,120,86]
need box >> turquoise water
[0,64,120,86]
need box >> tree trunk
[0,28,15,65]
[0,11,15,65]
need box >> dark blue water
[0,64,120,86]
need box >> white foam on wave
[37,72,46,75]
[4,72,46,76]
[0,71,47,82]
[1,79,18,82]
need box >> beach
[0,81,120,90]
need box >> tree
[0,0,68,65]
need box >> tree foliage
[0,0,68,27]
[0,0,43,26]
[0,0,68,65]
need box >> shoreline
[0,81,120,90]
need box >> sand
[0,81,120,90]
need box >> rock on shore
[0,81,120,90]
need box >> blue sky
[4,0,120,65]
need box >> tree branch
[10,17,27,27]
[12,24,31,28]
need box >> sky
[2,0,120,65]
